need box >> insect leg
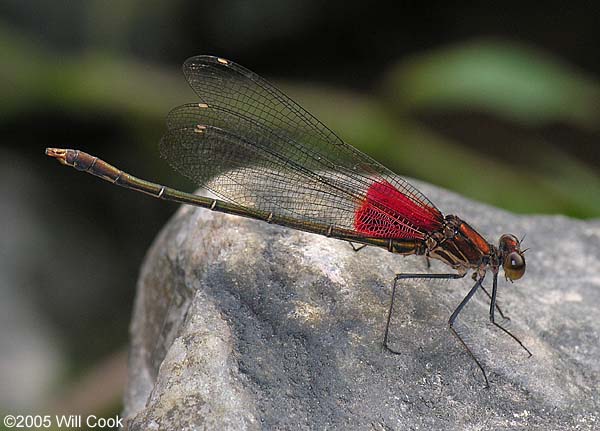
[480,284,509,320]
[348,242,367,252]
[448,275,490,387]
[488,272,532,357]
[383,272,465,354]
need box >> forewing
[159,56,444,238]
[160,125,372,233]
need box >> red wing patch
[354,180,442,239]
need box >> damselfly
[46,55,531,387]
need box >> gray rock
[123,182,600,430]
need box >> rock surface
[123,182,600,430]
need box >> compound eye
[504,251,526,280]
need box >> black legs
[447,275,490,387]
[383,272,465,354]
[348,241,367,252]
[488,272,532,358]
[384,270,530,387]
[480,284,508,320]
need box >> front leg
[480,285,509,320]
[488,272,532,357]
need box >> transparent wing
[159,56,443,239]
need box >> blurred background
[1,0,599,424]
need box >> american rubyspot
[46,55,531,387]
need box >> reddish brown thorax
[457,221,491,256]
[423,215,492,272]
[419,217,526,282]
